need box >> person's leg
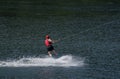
[48,51,52,57]
[52,50,57,55]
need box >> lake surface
[0,1,120,79]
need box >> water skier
[45,35,58,57]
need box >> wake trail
[0,55,84,67]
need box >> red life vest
[45,39,52,47]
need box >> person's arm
[48,39,55,43]
[48,39,60,43]
[54,39,60,43]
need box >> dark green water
[0,1,120,79]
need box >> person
[44,35,58,57]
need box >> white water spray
[0,55,84,67]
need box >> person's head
[46,35,50,39]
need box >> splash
[0,55,84,67]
